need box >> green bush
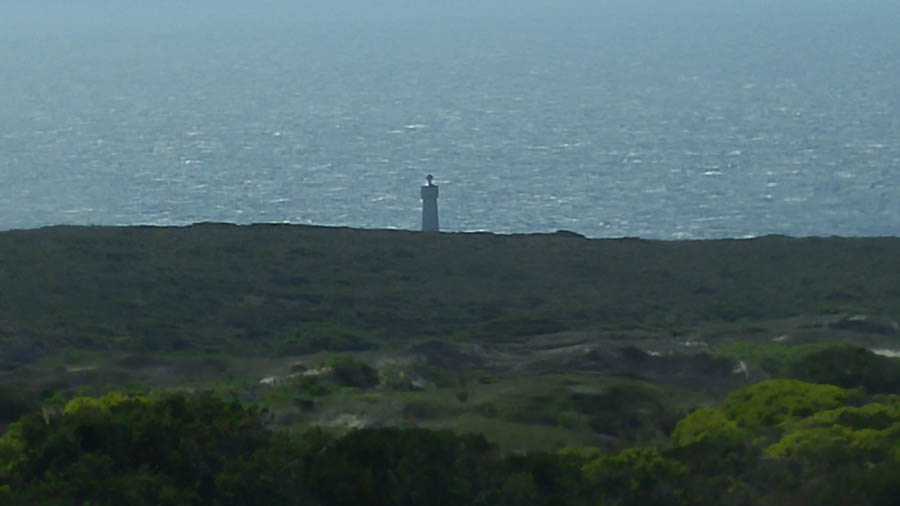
[308,428,494,506]
[785,344,900,394]
[766,401,900,461]
[330,357,379,388]
[0,391,315,506]
[670,407,746,448]
[720,379,858,429]
[288,375,333,396]
[6,388,900,506]
[0,386,37,424]
[582,448,689,506]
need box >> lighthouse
[421,174,439,232]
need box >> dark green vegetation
[1,224,898,355]
[1,224,900,503]
[5,375,900,505]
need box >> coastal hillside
[3,225,900,504]
[1,224,899,358]
[1,224,898,358]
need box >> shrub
[670,407,746,448]
[786,344,900,394]
[289,375,333,396]
[582,448,689,506]
[330,357,379,388]
[0,386,37,424]
[720,379,858,429]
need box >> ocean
[1,0,898,239]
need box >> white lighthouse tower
[421,174,439,232]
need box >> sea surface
[1,0,898,239]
